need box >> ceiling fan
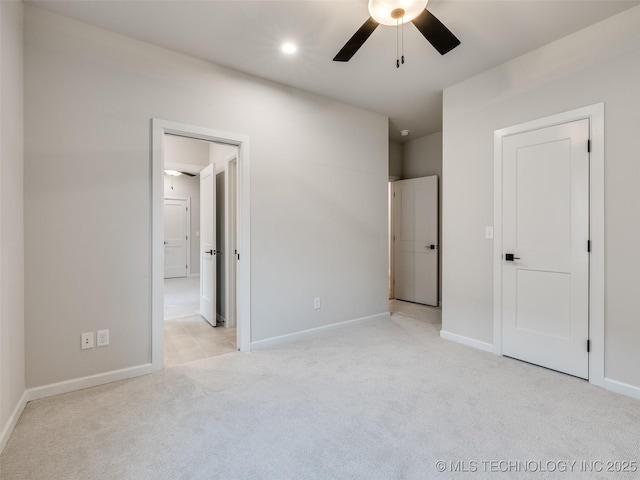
[333,0,460,63]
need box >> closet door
[164,198,189,279]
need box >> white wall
[209,143,236,174]
[402,132,442,180]
[164,133,210,171]
[442,6,640,389]
[402,132,442,303]
[24,7,388,388]
[0,0,25,449]
[389,140,402,179]
[163,173,200,275]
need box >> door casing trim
[492,103,604,387]
[224,154,238,329]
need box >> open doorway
[389,176,439,306]
[162,133,240,366]
[151,119,252,371]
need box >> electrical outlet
[314,297,321,309]
[97,329,110,347]
[81,332,94,350]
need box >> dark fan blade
[180,171,196,177]
[412,9,460,55]
[333,17,379,62]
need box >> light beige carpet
[1,302,639,479]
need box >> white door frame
[151,119,251,371]
[493,103,604,387]
[224,154,238,328]
[388,181,395,300]
[392,176,439,306]
[164,196,191,276]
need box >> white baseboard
[251,312,390,351]
[438,333,640,400]
[26,363,156,402]
[440,330,496,354]
[1,364,156,454]
[603,377,640,401]
[188,273,200,278]
[0,390,28,454]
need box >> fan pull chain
[396,18,400,68]
[395,16,405,68]
[401,18,405,65]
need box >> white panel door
[393,176,438,306]
[200,164,216,326]
[164,198,188,279]
[502,118,590,379]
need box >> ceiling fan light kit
[368,0,428,26]
[333,0,460,64]
[164,169,196,177]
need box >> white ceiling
[26,0,640,142]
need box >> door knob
[505,253,520,261]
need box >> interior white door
[393,176,438,306]
[200,163,216,326]
[164,198,188,279]
[502,118,590,379]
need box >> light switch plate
[485,226,494,239]
[97,329,110,347]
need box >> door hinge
[587,339,590,353]
[186,264,188,269]
[186,236,188,240]
[587,139,591,153]
[587,240,591,252]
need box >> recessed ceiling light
[281,42,297,55]
[400,129,410,136]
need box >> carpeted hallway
[1,301,639,479]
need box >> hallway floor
[164,276,237,367]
